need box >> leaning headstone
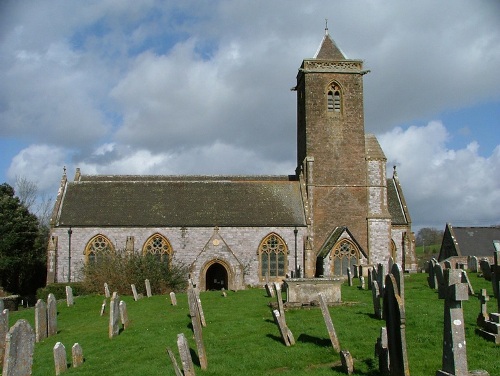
[372,280,382,320]
[272,309,294,346]
[53,341,67,375]
[374,326,390,375]
[35,299,47,342]
[274,282,285,317]
[170,291,177,306]
[100,299,106,316]
[2,319,35,376]
[391,263,405,303]
[47,293,58,337]
[65,286,74,307]
[265,283,275,297]
[109,293,120,339]
[383,273,410,376]
[104,283,110,298]
[194,288,207,327]
[145,279,152,298]
[187,287,207,370]
[72,343,83,368]
[340,350,354,375]
[0,308,9,366]
[318,293,340,352]
[119,300,129,330]
[166,347,183,376]
[347,268,353,287]
[131,284,139,301]
[177,333,195,376]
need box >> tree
[0,183,46,296]
[415,227,444,247]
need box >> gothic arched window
[258,233,288,280]
[85,234,114,264]
[327,83,341,113]
[142,233,173,266]
[331,239,359,276]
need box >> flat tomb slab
[284,278,342,305]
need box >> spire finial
[393,165,398,178]
[325,18,329,35]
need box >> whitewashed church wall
[367,218,392,266]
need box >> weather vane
[325,18,329,34]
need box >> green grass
[3,273,499,375]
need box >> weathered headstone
[2,319,35,376]
[194,288,207,327]
[347,267,353,287]
[272,309,294,346]
[53,341,67,375]
[359,276,365,290]
[367,268,373,290]
[170,291,177,306]
[72,343,83,368]
[428,258,438,289]
[104,283,110,298]
[491,251,500,299]
[131,284,139,301]
[391,263,405,303]
[388,257,395,274]
[187,287,207,370]
[383,273,410,376]
[176,333,195,376]
[265,283,275,297]
[480,258,492,281]
[318,293,340,352]
[119,300,129,329]
[435,263,446,299]
[109,293,120,339]
[35,299,47,342]
[166,347,183,376]
[65,286,74,307]
[340,350,354,375]
[0,308,9,366]
[274,282,285,318]
[47,293,58,337]
[100,299,106,316]
[468,256,478,273]
[374,326,390,375]
[372,280,382,319]
[145,279,152,298]
[377,263,386,296]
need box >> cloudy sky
[1,0,499,230]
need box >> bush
[79,251,188,296]
[36,282,84,300]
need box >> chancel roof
[55,175,307,228]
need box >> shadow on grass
[297,333,331,347]
[331,357,380,376]
[266,333,286,345]
[189,347,201,367]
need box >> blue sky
[1,0,499,230]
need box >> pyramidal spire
[314,20,346,60]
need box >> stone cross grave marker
[119,300,129,330]
[131,284,139,301]
[383,273,410,376]
[187,286,207,370]
[145,279,152,298]
[372,280,382,320]
[65,286,74,307]
[170,291,177,306]
[35,299,47,343]
[72,343,83,368]
[0,308,9,366]
[100,299,106,316]
[109,293,120,339]
[47,293,58,337]
[104,283,110,298]
[477,289,490,326]
[318,293,340,352]
[374,326,389,375]
[53,341,67,375]
[340,350,354,375]
[2,319,35,376]
[177,333,195,376]
[166,347,183,376]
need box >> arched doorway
[205,262,228,290]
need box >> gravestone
[194,288,207,327]
[388,257,395,274]
[443,260,452,269]
[491,251,500,299]
[461,270,474,296]
[272,309,295,346]
[72,343,83,368]
[468,256,478,273]
[65,286,74,307]
[104,283,110,298]
[119,300,129,329]
[170,291,177,306]
[0,308,9,366]
[477,289,489,326]
[53,342,67,375]
[318,293,340,352]
[428,258,438,289]
[391,263,405,303]
[383,273,410,376]
[47,293,58,337]
[367,268,373,290]
[2,319,35,376]
[109,293,120,339]
[372,280,382,319]
[359,276,365,290]
[265,283,275,297]
[145,279,152,298]
[475,289,500,344]
[340,350,354,375]
[274,282,285,318]
[166,347,183,376]
[375,326,390,375]
[35,299,47,342]
[347,268,353,287]
[131,284,139,301]
[435,263,446,299]
[100,299,106,316]
[177,333,195,376]
[377,263,386,296]
[480,259,492,281]
[187,286,207,370]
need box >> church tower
[296,27,370,276]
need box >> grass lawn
[2,273,499,375]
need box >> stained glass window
[259,233,287,280]
[143,234,172,266]
[85,235,114,264]
[331,239,359,276]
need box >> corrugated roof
[56,176,306,227]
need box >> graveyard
[1,272,499,375]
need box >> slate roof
[317,226,367,259]
[365,134,386,160]
[314,30,346,60]
[443,225,500,258]
[55,175,307,228]
[387,177,410,226]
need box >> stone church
[46,29,416,290]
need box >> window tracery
[85,234,114,264]
[331,239,359,276]
[327,83,342,113]
[142,233,172,266]
[258,233,288,280]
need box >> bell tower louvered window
[327,83,341,113]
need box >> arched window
[390,240,397,261]
[258,233,288,280]
[85,234,114,264]
[331,239,360,276]
[142,233,173,266]
[327,83,341,113]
